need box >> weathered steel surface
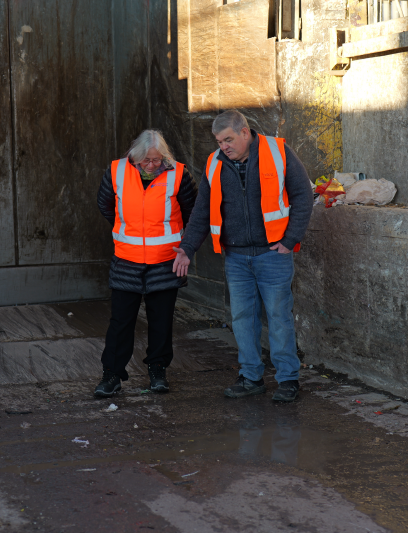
[0,263,110,306]
[113,0,149,155]
[217,0,277,109]
[176,0,278,112]
[9,0,115,266]
[0,0,151,305]
[0,1,16,266]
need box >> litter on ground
[105,404,118,412]
[72,437,90,448]
[181,471,199,478]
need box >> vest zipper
[232,162,252,250]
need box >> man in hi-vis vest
[173,109,313,402]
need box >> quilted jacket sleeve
[97,166,116,227]
[177,167,198,228]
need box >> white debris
[20,422,31,429]
[334,171,358,191]
[105,404,118,412]
[133,423,138,429]
[181,471,199,478]
[337,178,397,206]
[77,468,96,472]
[67,312,73,317]
[72,437,89,448]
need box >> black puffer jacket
[97,160,197,294]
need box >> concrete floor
[0,301,407,532]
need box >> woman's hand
[173,247,190,277]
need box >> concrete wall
[343,51,408,204]
[294,205,408,398]
[295,17,408,396]
[0,0,148,305]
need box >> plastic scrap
[141,389,152,395]
[315,176,345,208]
[67,312,74,317]
[321,375,329,379]
[77,468,96,472]
[105,404,118,412]
[181,471,199,478]
[20,422,31,428]
[374,411,383,415]
[72,437,89,448]
[355,400,362,404]
[134,423,139,429]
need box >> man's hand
[270,242,291,254]
[173,247,190,277]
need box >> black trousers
[101,288,178,381]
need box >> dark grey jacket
[97,161,197,293]
[179,131,313,259]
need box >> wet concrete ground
[0,302,407,532]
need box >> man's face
[214,127,251,162]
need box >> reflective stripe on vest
[206,136,300,254]
[262,137,290,223]
[206,149,223,253]
[113,158,144,245]
[111,158,184,263]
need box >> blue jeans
[225,250,299,383]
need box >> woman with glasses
[94,130,197,397]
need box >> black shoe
[272,380,299,402]
[148,364,169,392]
[94,369,121,397]
[224,375,266,398]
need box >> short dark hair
[212,109,250,135]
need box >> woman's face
[139,147,163,172]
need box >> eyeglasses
[141,158,162,165]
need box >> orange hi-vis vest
[206,134,300,254]
[111,158,184,264]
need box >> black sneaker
[272,380,299,402]
[94,369,121,397]
[148,364,169,392]
[224,375,266,398]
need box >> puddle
[0,421,342,476]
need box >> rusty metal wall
[0,0,148,305]
[0,1,15,267]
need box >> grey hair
[127,130,175,166]
[212,109,250,135]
